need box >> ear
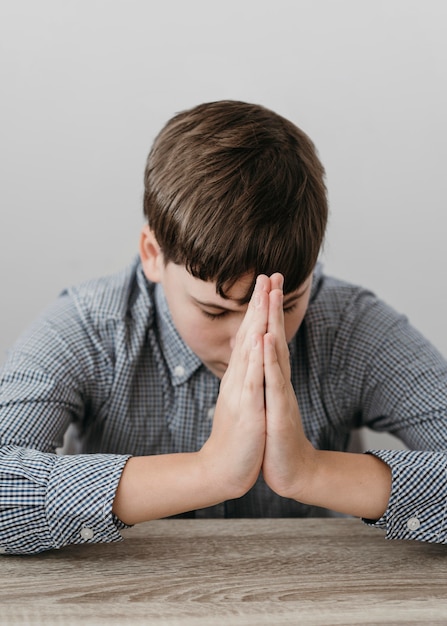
[139,225,164,283]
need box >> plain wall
[1,0,446,450]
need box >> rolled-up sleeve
[0,290,133,555]
[0,445,131,554]
[364,449,447,543]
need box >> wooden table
[1,518,446,625]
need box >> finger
[240,333,266,419]
[267,288,291,380]
[263,332,288,419]
[263,331,278,373]
[224,275,270,387]
[270,273,284,292]
[267,273,285,337]
[263,332,294,418]
[231,274,270,357]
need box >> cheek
[177,313,220,349]
[188,319,237,355]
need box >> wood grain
[1,519,447,625]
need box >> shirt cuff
[363,449,447,543]
[46,452,132,549]
[0,445,131,554]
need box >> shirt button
[207,406,215,421]
[174,365,185,377]
[80,526,94,540]
[407,516,421,531]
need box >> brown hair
[143,100,327,300]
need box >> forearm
[293,450,392,521]
[112,452,228,525]
[0,445,128,554]
[113,281,272,526]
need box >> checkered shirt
[1,258,447,554]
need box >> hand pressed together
[201,273,392,519]
[201,272,314,503]
[199,275,270,500]
[113,272,391,524]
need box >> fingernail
[254,293,261,308]
[251,334,258,348]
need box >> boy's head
[143,100,327,301]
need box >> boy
[1,100,446,555]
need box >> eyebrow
[192,289,307,312]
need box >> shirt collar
[153,282,203,385]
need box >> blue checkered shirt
[1,258,447,554]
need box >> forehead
[165,262,312,309]
[166,263,254,304]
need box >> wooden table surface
[1,518,446,625]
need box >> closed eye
[283,302,299,315]
[202,302,299,320]
[201,309,231,321]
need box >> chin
[206,363,227,378]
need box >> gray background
[1,0,446,450]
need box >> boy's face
[154,261,312,379]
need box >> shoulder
[308,263,373,319]
[5,258,157,365]
[65,257,156,328]
[25,257,158,364]
[306,263,406,341]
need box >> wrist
[197,443,258,501]
[287,450,392,520]
[264,440,318,501]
